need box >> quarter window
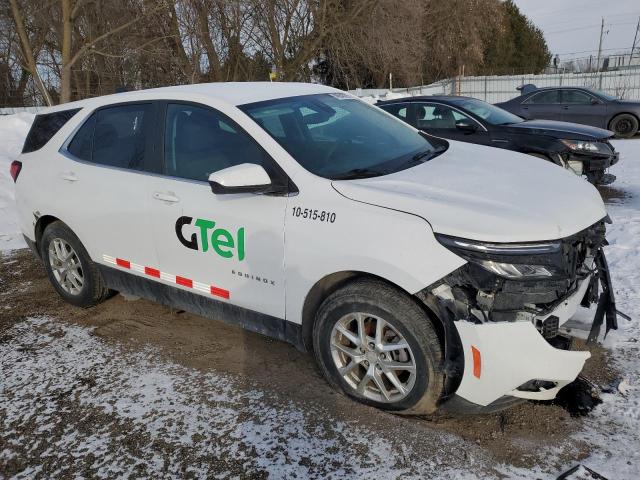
[22,108,81,153]
[524,90,561,104]
[164,103,267,182]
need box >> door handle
[562,106,569,110]
[60,172,78,182]
[152,192,180,203]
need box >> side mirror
[455,120,478,134]
[208,163,280,195]
[590,98,600,105]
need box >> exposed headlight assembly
[436,234,562,280]
[560,139,611,155]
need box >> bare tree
[8,0,52,105]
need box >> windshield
[240,93,444,180]
[449,98,524,125]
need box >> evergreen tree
[481,0,551,74]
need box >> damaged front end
[417,219,620,411]
[559,139,619,185]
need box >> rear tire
[40,221,110,308]
[609,113,639,139]
[312,279,445,415]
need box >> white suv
[12,82,617,414]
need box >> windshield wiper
[331,168,386,180]
[410,146,447,163]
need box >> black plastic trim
[98,265,305,351]
[440,393,525,414]
[23,234,40,260]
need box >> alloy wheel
[48,238,84,295]
[330,312,417,403]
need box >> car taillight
[10,160,22,182]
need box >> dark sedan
[496,85,640,138]
[377,95,619,185]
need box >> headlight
[560,139,611,155]
[436,234,562,280]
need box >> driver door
[146,101,288,319]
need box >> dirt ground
[0,248,621,478]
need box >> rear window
[22,109,81,154]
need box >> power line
[546,21,638,35]
[555,46,633,56]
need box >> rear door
[521,89,563,120]
[559,89,607,128]
[146,101,287,319]
[57,102,160,271]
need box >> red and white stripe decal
[102,254,231,300]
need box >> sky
[513,0,640,61]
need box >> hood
[332,141,607,243]
[505,119,613,139]
[614,99,640,105]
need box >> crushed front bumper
[454,321,588,405]
[421,223,621,411]
[569,148,619,184]
[450,277,592,407]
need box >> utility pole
[595,17,608,89]
[629,17,640,66]
[596,17,605,73]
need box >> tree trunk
[60,0,73,103]
[8,0,53,106]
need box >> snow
[570,139,640,479]
[0,112,639,477]
[0,113,34,251]
[0,317,476,479]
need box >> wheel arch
[607,111,640,130]
[300,270,448,355]
[34,214,63,257]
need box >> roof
[377,95,476,104]
[41,82,342,113]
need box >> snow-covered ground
[0,113,638,478]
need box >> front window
[415,103,474,129]
[589,89,617,101]
[240,94,444,180]
[448,98,523,125]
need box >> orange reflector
[471,346,481,378]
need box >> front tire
[313,279,444,414]
[609,113,639,139]
[40,221,110,308]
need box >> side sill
[98,265,306,352]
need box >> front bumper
[450,277,592,407]
[576,151,618,172]
[422,223,620,411]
